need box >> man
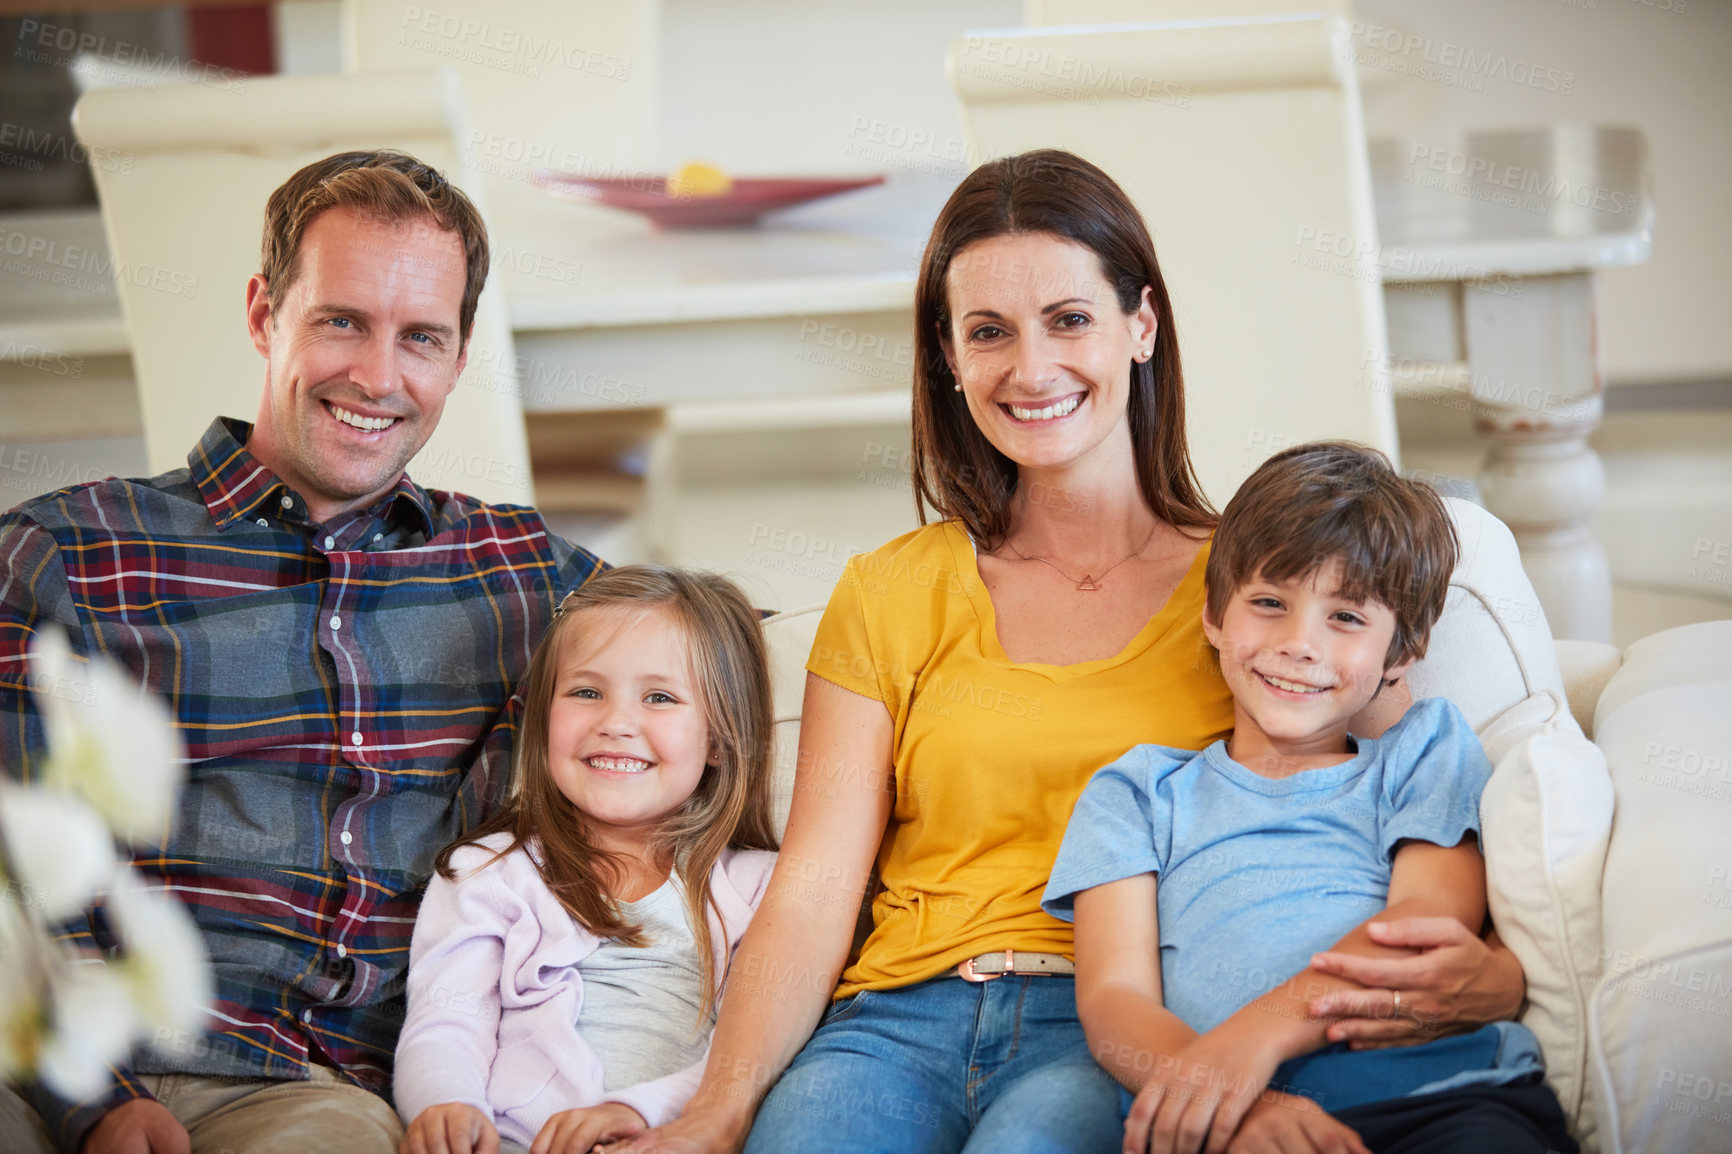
[0,150,603,1153]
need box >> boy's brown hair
[260,149,490,347]
[1205,442,1459,670]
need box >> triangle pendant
[1075,575,1102,592]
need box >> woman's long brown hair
[435,566,779,1023]
[911,148,1216,546]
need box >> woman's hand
[529,1102,646,1154]
[1306,917,1525,1049]
[1224,1093,1371,1154]
[600,1103,750,1154]
[401,1103,499,1154]
[1123,1025,1282,1154]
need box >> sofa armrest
[1554,640,1624,740]
[1588,619,1732,1154]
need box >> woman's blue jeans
[742,975,1122,1154]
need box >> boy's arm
[1310,698,1523,1041]
[1127,839,1483,1154]
[1072,874,1198,1092]
[1211,836,1486,1067]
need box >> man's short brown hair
[260,149,490,346]
[1205,442,1460,670]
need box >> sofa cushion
[1555,640,1625,741]
[1589,939,1732,1154]
[1478,689,1615,1148]
[1406,499,1567,733]
[1593,619,1732,735]
[761,605,825,839]
[1588,620,1732,1154]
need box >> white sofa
[755,499,1732,1153]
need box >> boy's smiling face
[1202,558,1415,772]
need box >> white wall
[658,0,1018,175]
[1354,0,1732,387]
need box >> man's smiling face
[245,205,470,522]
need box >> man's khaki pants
[1,1065,403,1153]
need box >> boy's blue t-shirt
[1042,696,1543,1107]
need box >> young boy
[1042,443,1576,1154]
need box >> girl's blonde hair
[436,565,779,1019]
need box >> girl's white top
[393,832,777,1146]
[579,875,709,1091]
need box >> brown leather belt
[950,949,1076,982]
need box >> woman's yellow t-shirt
[806,521,1233,996]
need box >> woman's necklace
[1002,521,1159,592]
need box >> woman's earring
[953,381,963,392]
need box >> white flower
[0,908,45,1078]
[34,963,136,1101]
[27,630,185,843]
[106,868,211,1038]
[0,785,117,921]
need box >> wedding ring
[1392,989,1403,1018]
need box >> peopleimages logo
[0,123,132,174]
[0,226,199,299]
[398,7,633,80]
[1344,22,1575,95]
[15,19,247,92]
[957,37,1191,107]
[0,445,113,494]
[1405,145,1641,219]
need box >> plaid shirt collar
[189,417,435,537]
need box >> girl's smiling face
[941,231,1156,475]
[545,604,713,857]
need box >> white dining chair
[70,69,534,505]
[948,14,1396,507]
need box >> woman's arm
[613,674,895,1153]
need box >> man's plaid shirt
[0,418,603,1150]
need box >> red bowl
[532,171,886,229]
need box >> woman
[618,150,1527,1154]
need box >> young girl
[394,566,780,1154]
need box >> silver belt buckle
[959,948,1013,983]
